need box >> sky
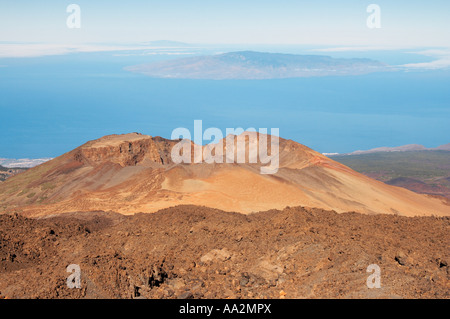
[1,0,449,47]
[0,0,449,158]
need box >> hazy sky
[1,0,449,47]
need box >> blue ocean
[1,49,449,158]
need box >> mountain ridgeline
[0,133,448,217]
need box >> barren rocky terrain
[1,133,449,217]
[0,205,448,299]
[330,151,450,199]
[0,133,448,300]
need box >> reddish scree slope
[0,133,448,217]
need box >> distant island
[125,51,389,79]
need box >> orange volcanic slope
[0,132,448,217]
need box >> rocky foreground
[0,205,448,299]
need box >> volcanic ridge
[0,132,448,217]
